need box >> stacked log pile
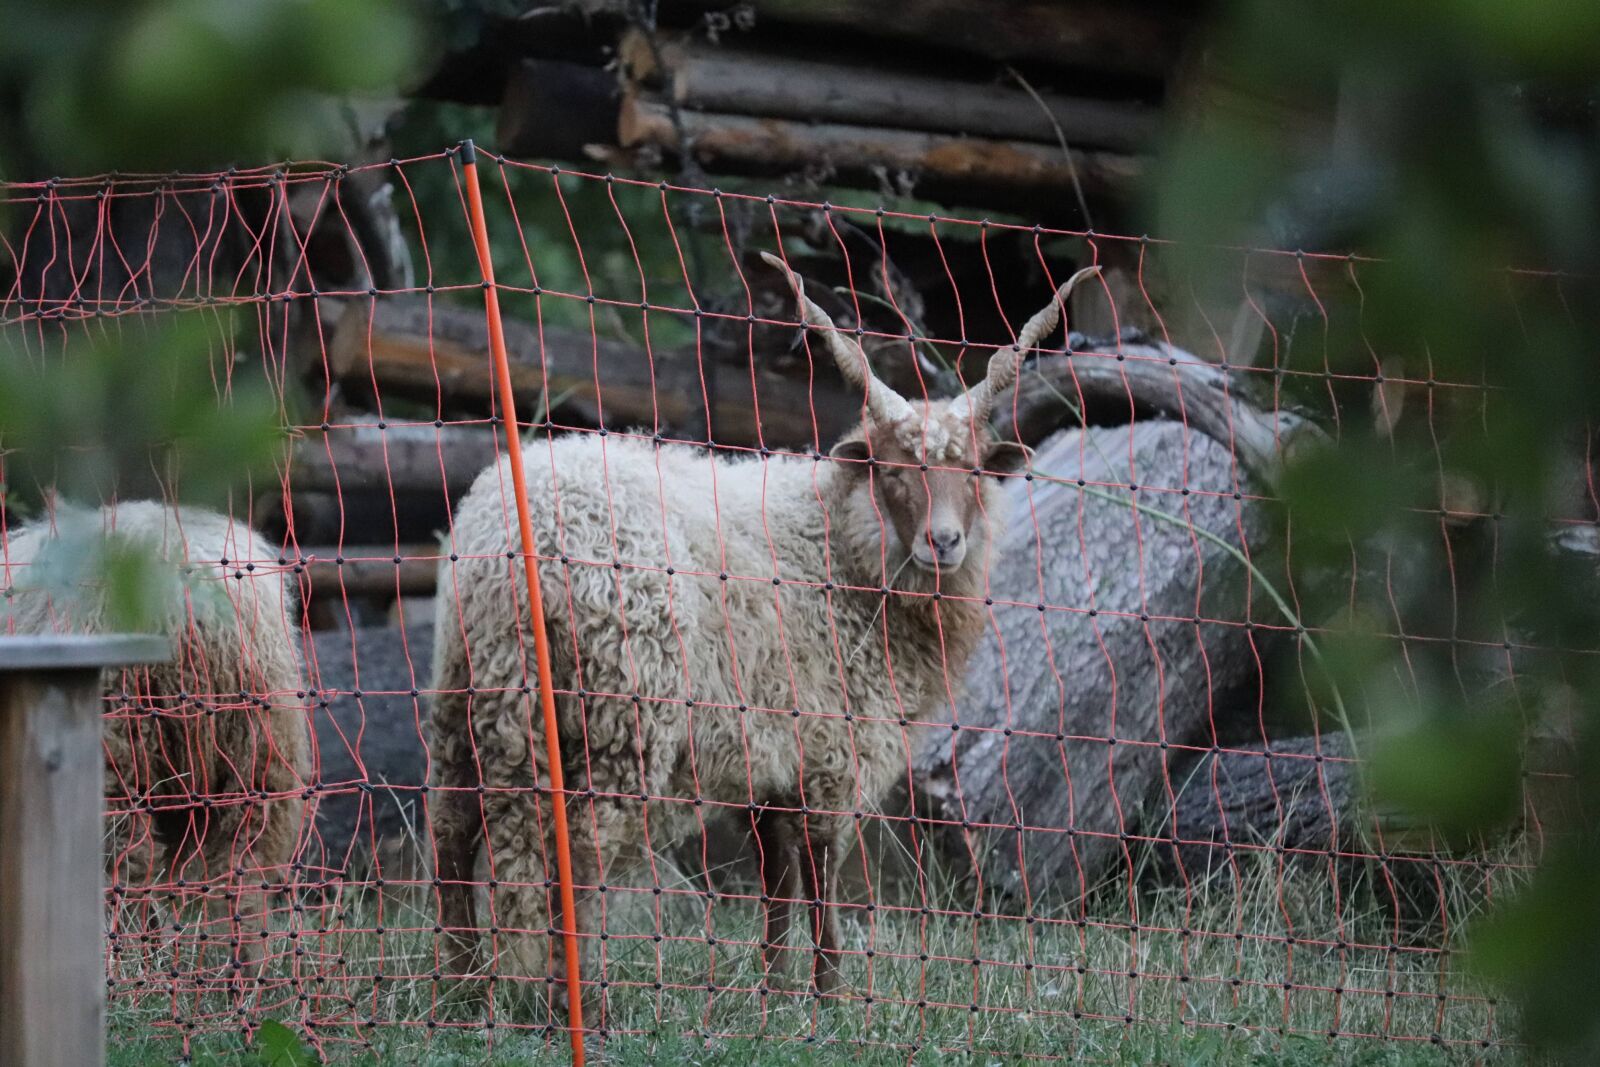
[487,3,1174,218]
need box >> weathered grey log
[1156,732,1363,881]
[304,622,434,881]
[619,94,1143,195]
[915,421,1273,901]
[995,341,1328,487]
[622,30,1159,152]
[302,544,440,600]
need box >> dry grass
[104,815,1528,1065]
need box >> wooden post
[0,634,170,1067]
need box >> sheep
[0,500,309,971]
[428,256,1099,1006]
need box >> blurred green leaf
[254,1019,321,1067]
[0,315,285,508]
[1470,845,1600,1054]
[1,0,423,174]
[1367,709,1522,841]
[1165,2,1600,1058]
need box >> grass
[103,819,1529,1066]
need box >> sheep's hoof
[547,980,607,1040]
[433,973,489,1017]
[810,960,850,1003]
[760,950,794,992]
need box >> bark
[995,341,1328,487]
[619,94,1143,195]
[322,295,864,450]
[1157,732,1364,881]
[622,30,1159,153]
[914,420,1275,901]
[302,545,441,601]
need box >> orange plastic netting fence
[0,145,1561,1063]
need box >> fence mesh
[0,146,1566,1063]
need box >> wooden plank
[620,94,1143,195]
[302,545,440,598]
[621,30,1159,152]
[0,634,170,671]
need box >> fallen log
[324,295,863,449]
[301,545,440,601]
[995,340,1328,487]
[619,94,1143,195]
[621,30,1159,153]
[914,419,1276,902]
[1158,732,1363,882]
[289,422,501,499]
[325,296,700,430]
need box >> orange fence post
[458,138,587,1064]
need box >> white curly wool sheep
[428,257,1099,1002]
[1,501,308,969]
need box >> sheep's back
[1,502,308,796]
[439,434,948,812]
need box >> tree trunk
[621,30,1158,153]
[914,420,1276,902]
[1157,732,1364,882]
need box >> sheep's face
[831,403,1031,573]
[761,253,1098,576]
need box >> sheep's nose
[929,529,963,555]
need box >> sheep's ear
[829,438,874,473]
[981,441,1032,476]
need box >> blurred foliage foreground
[3,0,1600,1061]
[1157,0,1600,1059]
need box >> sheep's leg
[205,798,299,979]
[434,795,484,983]
[429,706,486,985]
[479,787,623,1031]
[482,786,563,1015]
[551,794,635,1030]
[240,757,308,976]
[796,817,848,996]
[756,812,799,986]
